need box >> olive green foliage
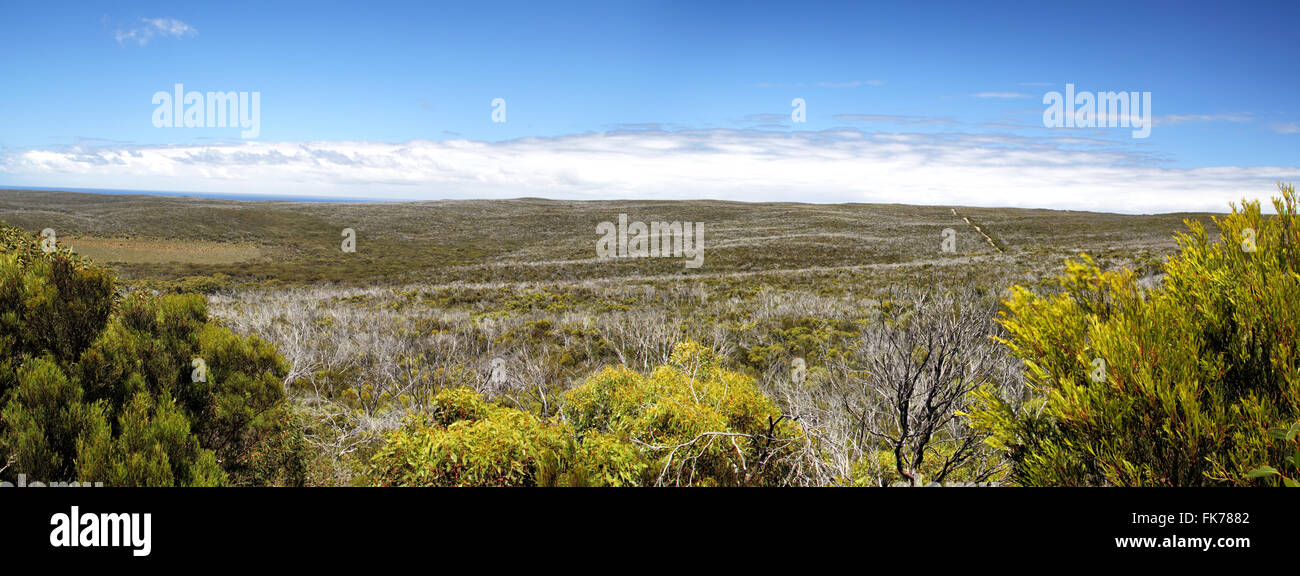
[369,342,805,486]
[970,183,1300,486]
[0,224,300,486]
[367,387,648,487]
[1246,418,1300,486]
[566,342,805,486]
[2,189,1199,293]
[741,316,859,373]
[0,226,114,366]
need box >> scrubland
[11,188,1295,487]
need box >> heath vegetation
[3,185,1293,487]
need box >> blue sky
[1,0,1298,212]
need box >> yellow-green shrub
[366,387,648,486]
[369,342,808,486]
[969,183,1300,486]
[565,342,805,486]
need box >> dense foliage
[367,387,648,487]
[0,225,300,486]
[566,342,806,485]
[970,183,1300,486]
[368,342,807,486]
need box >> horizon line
[0,185,1232,216]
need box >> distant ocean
[0,186,403,203]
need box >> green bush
[0,224,300,486]
[0,226,114,374]
[566,342,805,486]
[970,183,1300,486]
[75,391,225,487]
[369,342,807,486]
[367,387,648,487]
[2,357,106,480]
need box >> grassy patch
[64,236,264,265]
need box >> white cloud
[1156,113,1254,126]
[834,114,959,126]
[114,17,197,46]
[1272,122,1300,134]
[752,80,886,88]
[2,129,1296,213]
